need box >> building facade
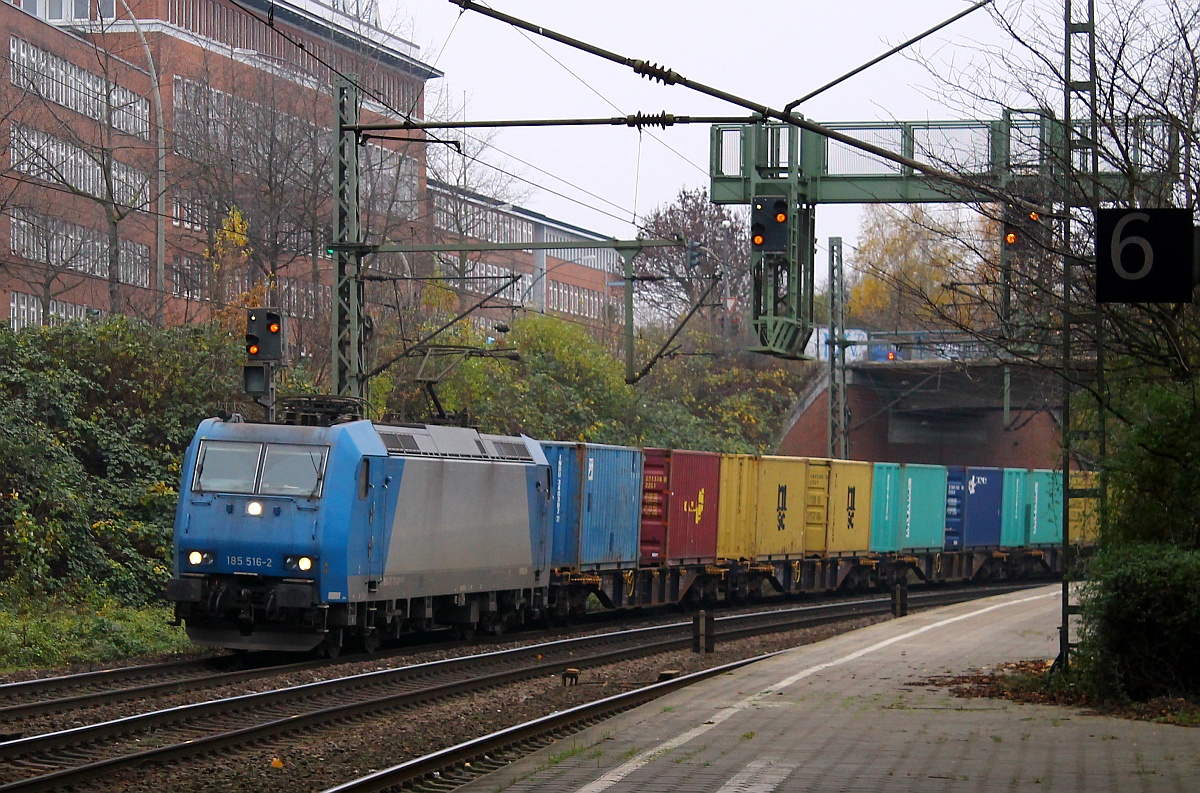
[429,181,625,342]
[1,0,626,365]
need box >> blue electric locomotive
[165,415,551,654]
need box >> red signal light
[887,350,896,361]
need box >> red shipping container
[640,449,721,565]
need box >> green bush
[0,318,243,604]
[1076,543,1200,701]
[1103,381,1200,548]
[0,595,198,671]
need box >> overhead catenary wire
[493,11,711,181]
[448,0,1051,218]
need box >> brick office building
[4,2,627,356]
[430,180,626,343]
[2,0,437,357]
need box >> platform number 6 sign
[1095,208,1195,304]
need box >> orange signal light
[774,212,787,223]
[887,350,896,361]
[268,322,281,334]
[1005,231,1018,245]
[752,233,765,246]
[1028,211,1040,222]
[248,344,260,356]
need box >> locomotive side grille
[493,441,533,460]
[381,433,421,453]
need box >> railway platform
[456,584,1199,792]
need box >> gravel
[82,615,890,793]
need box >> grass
[0,596,198,673]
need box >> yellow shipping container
[1069,470,1100,546]
[802,458,831,557]
[825,459,874,555]
[717,454,759,561]
[754,456,808,560]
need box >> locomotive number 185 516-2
[227,555,273,568]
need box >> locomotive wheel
[317,633,342,659]
[359,629,382,653]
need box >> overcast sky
[382,0,1015,255]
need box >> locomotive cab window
[193,441,327,497]
[259,444,328,498]
[194,441,263,494]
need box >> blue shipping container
[543,442,643,570]
[945,467,964,550]
[960,466,1003,548]
[544,442,582,568]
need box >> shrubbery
[0,594,197,671]
[0,318,242,606]
[1076,543,1200,701]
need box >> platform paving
[456,585,1199,792]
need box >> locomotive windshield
[194,441,262,493]
[193,440,327,497]
[260,444,327,497]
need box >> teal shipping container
[1026,469,1063,546]
[870,463,948,552]
[1000,468,1029,547]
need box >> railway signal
[751,196,789,253]
[246,308,284,361]
[1003,207,1046,251]
[243,363,270,395]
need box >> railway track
[0,655,340,724]
[322,584,1040,793]
[0,584,1036,792]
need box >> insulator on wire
[625,112,675,129]
[632,60,680,85]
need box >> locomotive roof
[373,423,537,462]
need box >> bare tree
[636,187,750,331]
[868,0,1200,542]
[4,21,156,317]
[422,91,531,315]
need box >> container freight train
[166,417,1097,653]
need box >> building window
[10,206,152,288]
[9,291,93,330]
[9,37,151,139]
[10,124,149,206]
[172,191,206,231]
[171,256,206,300]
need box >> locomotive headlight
[285,555,316,572]
[188,550,203,566]
[246,501,264,516]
